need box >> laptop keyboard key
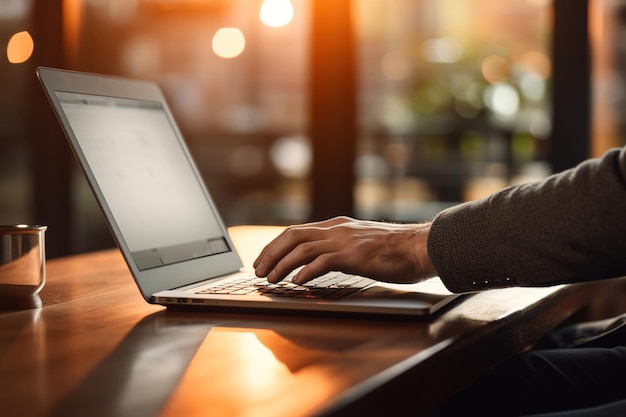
[196,273,372,299]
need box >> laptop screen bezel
[37,67,243,300]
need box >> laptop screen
[55,91,231,270]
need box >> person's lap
[520,399,626,417]
[440,315,626,417]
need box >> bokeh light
[482,55,510,84]
[260,0,294,28]
[7,31,34,64]
[270,135,311,178]
[519,50,551,79]
[422,37,462,63]
[212,27,246,59]
[519,72,546,101]
[454,82,484,119]
[483,83,520,117]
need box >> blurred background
[0,0,624,258]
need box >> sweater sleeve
[428,147,626,293]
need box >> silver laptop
[37,67,466,318]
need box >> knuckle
[335,215,352,224]
[296,241,316,255]
[283,227,298,238]
[283,226,308,242]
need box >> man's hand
[253,216,436,285]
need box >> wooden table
[0,226,606,417]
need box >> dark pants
[440,315,626,417]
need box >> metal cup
[0,225,47,310]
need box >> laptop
[37,67,466,318]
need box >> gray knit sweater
[428,147,626,293]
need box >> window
[354,0,553,221]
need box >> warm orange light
[520,51,552,79]
[212,27,245,59]
[7,31,34,64]
[63,0,83,68]
[481,55,509,84]
[260,0,294,28]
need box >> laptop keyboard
[195,272,373,300]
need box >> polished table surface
[0,226,607,417]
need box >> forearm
[428,148,626,293]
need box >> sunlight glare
[260,0,294,28]
[7,31,34,64]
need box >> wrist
[413,223,437,280]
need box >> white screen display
[56,91,230,269]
